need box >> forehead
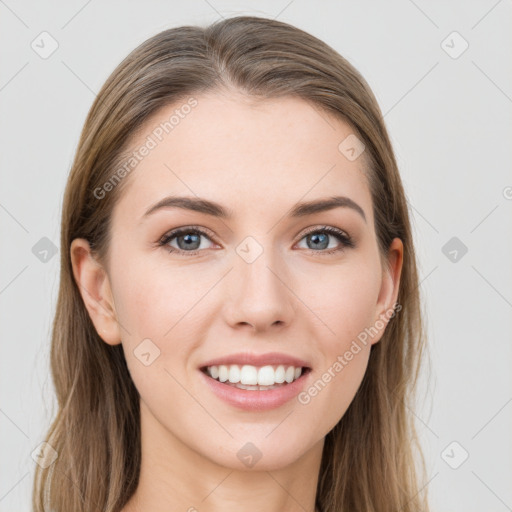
[112,92,373,227]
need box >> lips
[199,351,311,369]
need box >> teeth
[210,365,219,380]
[218,365,228,382]
[275,365,285,383]
[206,364,304,386]
[228,365,241,383]
[240,365,258,385]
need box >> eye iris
[308,232,328,250]
[178,233,201,250]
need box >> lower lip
[199,369,311,411]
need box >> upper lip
[200,352,311,369]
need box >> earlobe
[371,237,404,345]
[70,238,122,346]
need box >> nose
[222,246,296,333]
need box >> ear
[370,237,403,345]
[70,238,122,346]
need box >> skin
[71,90,403,512]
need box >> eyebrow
[142,195,366,223]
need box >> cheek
[297,257,381,347]
[111,252,208,341]
[289,259,380,416]
[110,255,212,384]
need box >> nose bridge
[224,234,295,329]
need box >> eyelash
[157,225,355,256]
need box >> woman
[33,15,430,512]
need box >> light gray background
[1,1,511,511]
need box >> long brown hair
[33,15,430,512]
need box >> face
[72,91,402,472]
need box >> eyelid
[298,224,350,239]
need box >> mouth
[200,364,312,391]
